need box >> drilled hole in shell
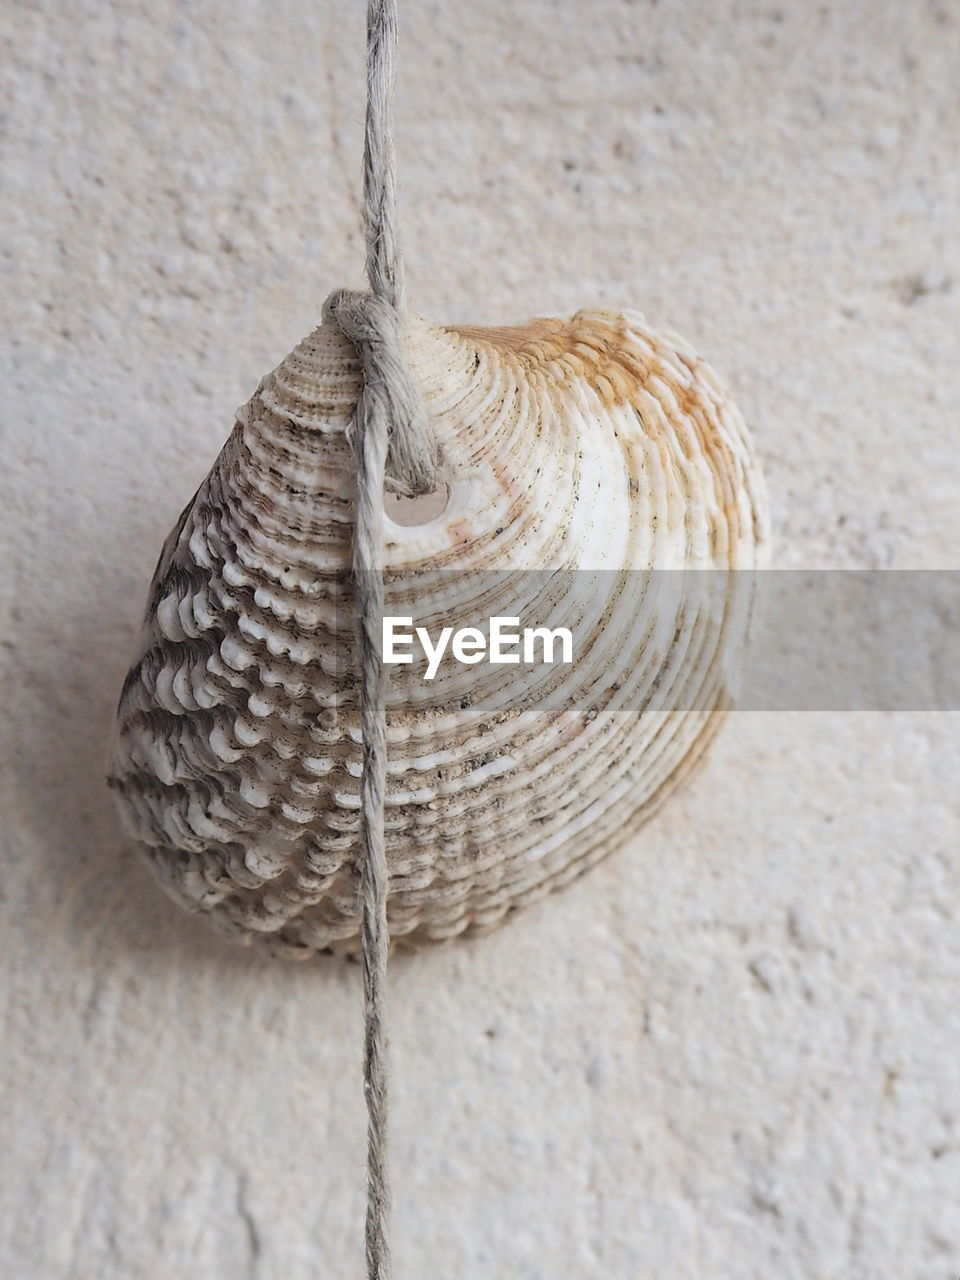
[384,484,450,527]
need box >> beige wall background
[2,1,959,1276]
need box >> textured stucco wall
[2,2,959,1277]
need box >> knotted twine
[321,3,439,1277]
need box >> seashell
[108,307,769,958]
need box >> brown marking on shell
[449,311,649,410]
[444,517,473,545]
[449,317,563,350]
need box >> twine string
[321,3,440,1277]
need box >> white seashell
[108,308,769,957]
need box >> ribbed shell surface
[108,309,769,957]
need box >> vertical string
[355,414,390,1280]
[337,6,437,1275]
[363,0,404,312]
[357,3,401,1278]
